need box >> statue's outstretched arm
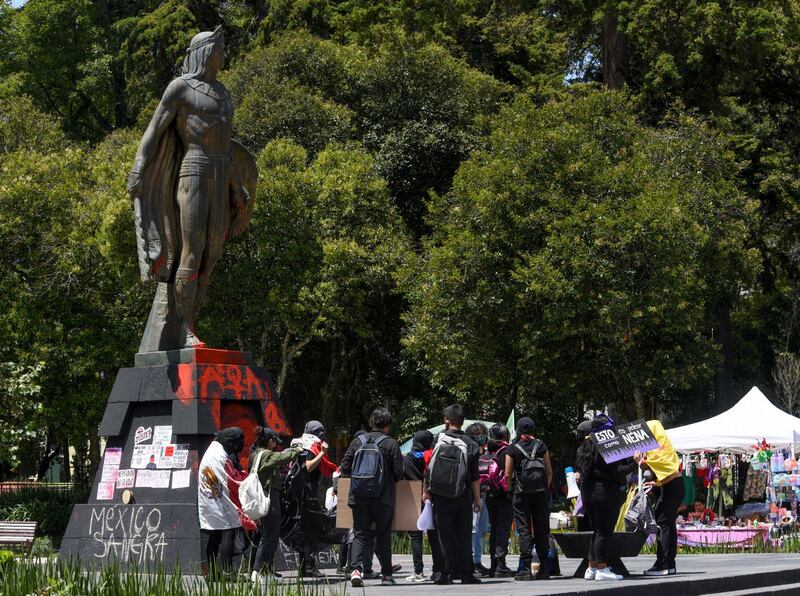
[127,80,185,196]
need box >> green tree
[201,139,411,430]
[403,90,759,419]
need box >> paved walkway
[296,553,800,595]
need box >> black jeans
[512,491,549,567]
[350,500,394,576]
[348,534,375,572]
[584,482,625,564]
[432,492,473,579]
[253,489,282,573]
[409,529,442,575]
[486,494,513,563]
[204,528,235,575]
[653,476,685,569]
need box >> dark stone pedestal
[60,348,292,573]
[551,531,648,578]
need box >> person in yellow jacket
[634,420,685,577]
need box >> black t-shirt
[508,438,548,494]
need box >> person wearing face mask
[504,417,552,581]
[249,426,302,584]
[467,423,491,577]
[484,423,514,577]
[198,427,249,577]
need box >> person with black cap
[504,416,552,581]
[249,426,302,583]
[574,414,636,582]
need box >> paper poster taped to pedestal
[116,469,135,489]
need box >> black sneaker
[362,570,381,580]
[434,574,453,585]
[302,567,324,578]
[461,575,482,584]
[644,565,669,577]
[668,568,677,575]
[474,563,491,577]
[392,564,402,573]
[535,569,550,580]
[514,570,534,581]
[495,563,514,577]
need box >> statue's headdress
[181,26,224,78]
[187,26,223,54]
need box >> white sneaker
[250,570,266,585]
[595,567,623,581]
[406,572,426,582]
[351,569,363,588]
[584,567,596,580]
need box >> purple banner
[591,418,660,463]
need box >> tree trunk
[602,3,627,89]
[633,387,646,419]
[36,427,59,481]
[713,302,735,411]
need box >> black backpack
[514,440,546,493]
[350,434,388,498]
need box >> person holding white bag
[249,426,302,582]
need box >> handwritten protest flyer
[131,444,159,469]
[116,469,135,489]
[153,425,173,446]
[97,482,115,500]
[134,426,152,444]
[591,419,660,463]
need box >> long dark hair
[574,438,596,479]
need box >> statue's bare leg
[175,175,210,347]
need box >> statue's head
[181,26,224,79]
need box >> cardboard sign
[335,479,422,531]
[591,418,660,463]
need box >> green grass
[0,558,347,596]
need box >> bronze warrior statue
[127,27,256,353]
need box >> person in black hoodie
[340,407,404,587]
[574,414,636,582]
[403,430,441,582]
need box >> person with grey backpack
[422,404,482,585]
[504,417,553,581]
[340,407,404,588]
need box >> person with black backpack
[504,416,553,581]
[484,423,515,577]
[340,407,404,588]
[422,404,482,585]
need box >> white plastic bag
[325,486,337,511]
[417,499,434,531]
[240,450,271,520]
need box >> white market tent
[667,386,800,454]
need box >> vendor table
[676,526,768,548]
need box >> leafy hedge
[0,486,90,548]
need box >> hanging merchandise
[784,455,798,473]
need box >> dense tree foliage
[0,0,798,478]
